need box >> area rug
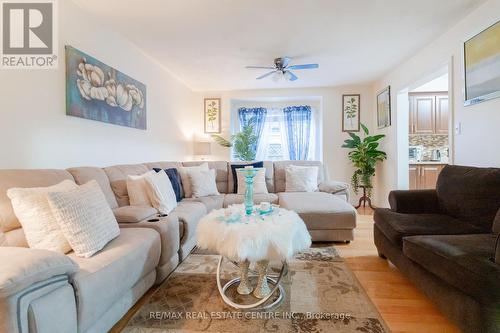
[123,246,389,332]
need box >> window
[254,106,316,161]
[235,101,320,162]
[256,109,289,160]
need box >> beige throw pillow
[7,180,78,253]
[178,163,209,198]
[236,168,268,194]
[127,171,155,206]
[144,170,177,214]
[189,169,220,197]
[285,165,319,192]
[47,180,120,258]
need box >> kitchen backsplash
[409,135,449,161]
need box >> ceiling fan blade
[287,71,298,81]
[287,64,319,70]
[282,57,291,67]
[245,66,275,69]
[256,70,277,80]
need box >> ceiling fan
[246,57,319,81]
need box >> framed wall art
[204,98,221,133]
[464,20,500,106]
[342,94,360,132]
[377,86,391,129]
[66,46,147,130]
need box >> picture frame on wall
[204,98,221,133]
[342,94,360,132]
[464,19,500,106]
[377,86,391,129]
[66,46,147,130]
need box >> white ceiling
[74,0,485,91]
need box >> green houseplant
[212,120,258,161]
[341,123,386,197]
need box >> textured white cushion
[178,163,208,198]
[126,171,155,207]
[6,180,78,253]
[189,169,220,197]
[47,180,120,258]
[144,170,177,214]
[236,168,268,195]
[285,165,319,192]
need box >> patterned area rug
[123,246,389,332]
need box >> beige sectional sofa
[0,160,355,333]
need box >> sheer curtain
[237,107,267,156]
[255,108,289,160]
[283,105,312,160]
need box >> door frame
[396,58,454,190]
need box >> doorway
[397,65,453,190]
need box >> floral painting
[342,94,360,132]
[204,98,221,133]
[65,46,147,129]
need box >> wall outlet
[455,122,462,135]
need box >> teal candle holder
[236,167,263,215]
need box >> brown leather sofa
[374,165,500,333]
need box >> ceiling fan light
[283,71,292,81]
[272,71,282,82]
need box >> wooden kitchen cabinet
[409,92,448,135]
[409,165,419,190]
[409,164,446,190]
[435,95,449,134]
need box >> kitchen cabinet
[409,164,446,190]
[435,95,449,134]
[409,93,448,135]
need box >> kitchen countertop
[409,161,449,165]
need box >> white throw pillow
[189,169,220,197]
[236,168,268,194]
[144,170,177,214]
[285,165,319,192]
[178,163,209,198]
[7,180,78,253]
[47,180,120,258]
[127,171,155,206]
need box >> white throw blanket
[196,204,311,262]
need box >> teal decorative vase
[237,168,262,215]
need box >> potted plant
[342,123,386,207]
[211,120,258,161]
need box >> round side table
[196,204,311,310]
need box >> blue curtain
[283,105,312,160]
[238,107,267,155]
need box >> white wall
[199,85,375,203]
[372,0,500,207]
[0,0,200,169]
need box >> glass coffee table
[196,204,311,310]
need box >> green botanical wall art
[204,98,221,133]
[342,94,360,132]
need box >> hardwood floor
[335,208,461,333]
[112,207,461,333]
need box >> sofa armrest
[113,205,158,223]
[388,190,440,214]
[319,181,350,201]
[318,180,349,194]
[0,247,78,298]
